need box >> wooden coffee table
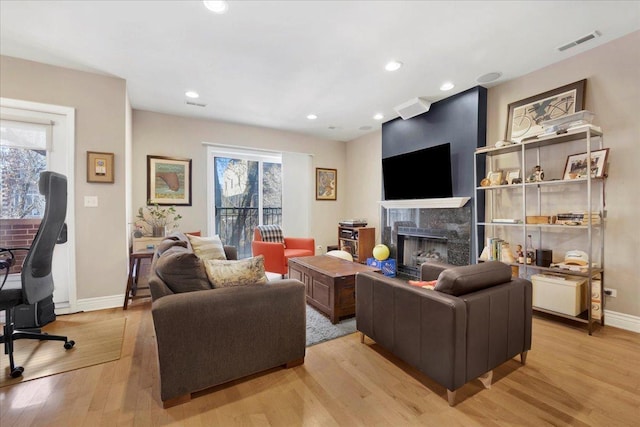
[288,255,380,324]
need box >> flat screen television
[382,143,453,200]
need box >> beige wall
[347,31,640,319]
[132,110,346,254]
[0,55,129,302]
[345,130,382,243]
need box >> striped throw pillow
[187,234,227,261]
[257,225,285,246]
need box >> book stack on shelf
[556,212,601,225]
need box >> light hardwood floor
[1,301,639,426]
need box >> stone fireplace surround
[379,199,472,279]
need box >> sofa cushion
[434,261,512,296]
[187,234,227,260]
[257,225,285,247]
[156,238,188,256]
[155,246,212,293]
[204,255,268,288]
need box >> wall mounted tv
[382,142,453,200]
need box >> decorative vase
[152,226,166,237]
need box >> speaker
[536,249,553,268]
[394,97,431,120]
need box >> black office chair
[0,171,75,378]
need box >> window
[209,148,282,258]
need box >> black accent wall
[381,85,488,262]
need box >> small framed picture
[563,149,609,180]
[87,151,114,183]
[316,168,337,200]
[506,169,521,185]
[487,170,503,186]
[147,155,192,205]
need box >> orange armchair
[252,226,315,277]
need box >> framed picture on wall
[147,155,192,205]
[87,151,114,183]
[316,168,337,200]
[505,79,586,143]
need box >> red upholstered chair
[252,225,315,277]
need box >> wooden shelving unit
[338,226,375,264]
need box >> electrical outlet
[604,287,617,297]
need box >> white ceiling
[1,1,639,142]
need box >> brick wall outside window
[0,218,41,275]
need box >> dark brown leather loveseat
[356,261,532,406]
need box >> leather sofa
[148,232,306,407]
[356,261,532,406]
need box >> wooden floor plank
[1,302,639,426]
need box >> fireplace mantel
[378,197,470,209]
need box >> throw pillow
[204,255,268,288]
[257,225,285,247]
[155,249,212,293]
[187,234,227,261]
[156,239,188,256]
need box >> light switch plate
[84,196,98,207]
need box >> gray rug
[306,304,356,347]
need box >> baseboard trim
[604,310,640,333]
[75,295,125,313]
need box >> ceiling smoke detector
[557,30,600,52]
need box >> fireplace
[397,227,448,277]
[380,201,472,279]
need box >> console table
[288,255,380,323]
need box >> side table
[123,249,154,309]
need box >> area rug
[0,317,126,387]
[306,304,356,347]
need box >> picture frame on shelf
[316,167,337,200]
[87,151,114,183]
[563,148,609,180]
[506,169,521,185]
[505,79,586,143]
[147,155,192,206]
[487,170,503,186]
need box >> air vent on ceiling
[186,101,207,107]
[557,30,600,52]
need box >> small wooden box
[526,215,551,224]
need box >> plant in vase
[136,203,182,237]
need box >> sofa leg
[447,389,456,406]
[162,394,191,408]
[285,357,304,368]
[360,332,365,343]
[520,351,528,365]
[478,370,493,389]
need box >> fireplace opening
[397,227,448,278]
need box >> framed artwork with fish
[147,155,192,206]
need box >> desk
[123,250,154,310]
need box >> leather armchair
[251,227,314,277]
[356,261,532,406]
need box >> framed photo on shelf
[506,169,521,185]
[563,148,609,180]
[147,155,192,206]
[316,167,337,200]
[487,170,503,186]
[505,79,586,143]
[87,151,114,183]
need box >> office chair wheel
[10,366,24,378]
[64,340,75,350]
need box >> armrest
[284,237,315,252]
[251,240,285,272]
[223,245,237,260]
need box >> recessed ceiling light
[307,114,318,120]
[385,60,403,72]
[476,71,502,84]
[203,1,228,14]
[185,91,200,99]
[373,113,384,120]
[440,82,455,91]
